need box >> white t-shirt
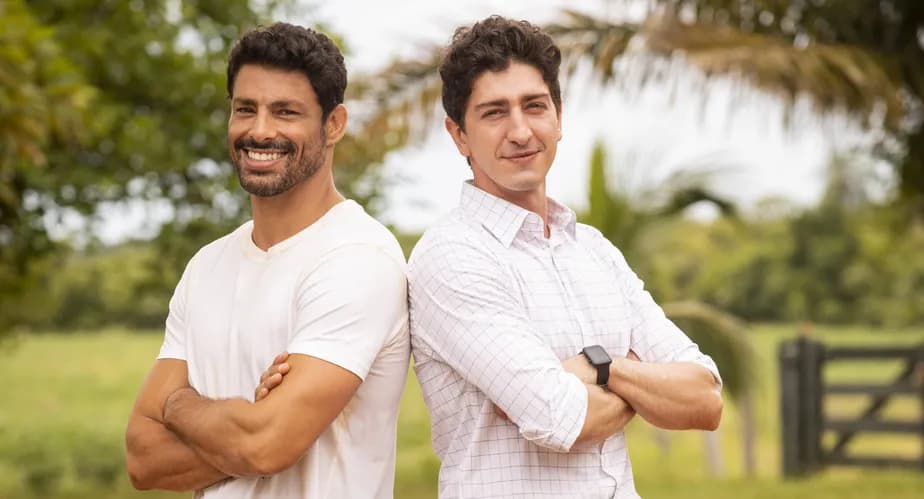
[158,200,410,499]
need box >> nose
[249,110,276,142]
[506,109,533,146]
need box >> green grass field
[0,324,920,498]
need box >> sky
[91,0,881,242]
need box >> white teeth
[246,150,284,161]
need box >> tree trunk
[703,429,724,477]
[740,387,757,476]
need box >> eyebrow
[473,93,551,111]
[268,100,304,109]
[231,98,305,109]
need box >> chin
[503,174,545,192]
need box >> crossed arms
[125,246,407,491]
[408,237,722,451]
[124,354,361,490]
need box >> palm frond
[657,186,737,218]
[345,49,443,170]
[545,9,640,81]
[640,14,906,130]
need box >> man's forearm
[560,354,636,446]
[606,359,722,430]
[163,387,269,477]
[126,414,228,491]
[573,384,635,446]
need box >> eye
[235,107,254,115]
[482,109,504,119]
[526,101,547,110]
[278,109,299,116]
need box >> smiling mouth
[504,150,539,160]
[244,149,286,161]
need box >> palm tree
[350,0,924,213]
[547,0,923,210]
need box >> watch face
[583,345,611,365]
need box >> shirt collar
[459,181,577,247]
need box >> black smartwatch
[581,345,612,386]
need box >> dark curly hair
[227,22,346,120]
[439,16,562,130]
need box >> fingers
[258,361,290,384]
[254,352,291,401]
[254,372,286,401]
[258,352,291,383]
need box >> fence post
[780,336,825,478]
[802,338,825,472]
[919,354,924,471]
[779,338,804,478]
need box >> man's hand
[494,350,641,426]
[162,354,364,477]
[562,349,640,385]
[562,353,596,385]
[254,352,290,402]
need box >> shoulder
[183,221,252,272]
[408,210,501,276]
[309,201,407,270]
[574,221,608,246]
[575,222,630,266]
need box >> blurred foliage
[554,0,924,211]
[0,0,393,336]
[643,185,924,327]
[4,1,923,336]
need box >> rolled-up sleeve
[409,235,587,452]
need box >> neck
[474,179,550,238]
[249,167,344,250]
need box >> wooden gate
[778,337,923,477]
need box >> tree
[548,0,924,209]
[0,1,392,333]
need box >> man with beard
[125,22,409,499]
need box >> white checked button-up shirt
[408,181,722,499]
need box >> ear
[444,117,471,158]
[323,104,348,145]
[556,106,563,142]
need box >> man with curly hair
[407,16,724,498]
[125,22,409,498]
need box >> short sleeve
[158,260,192,360]
[287,245,408,381]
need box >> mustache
[233,137,295,153]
